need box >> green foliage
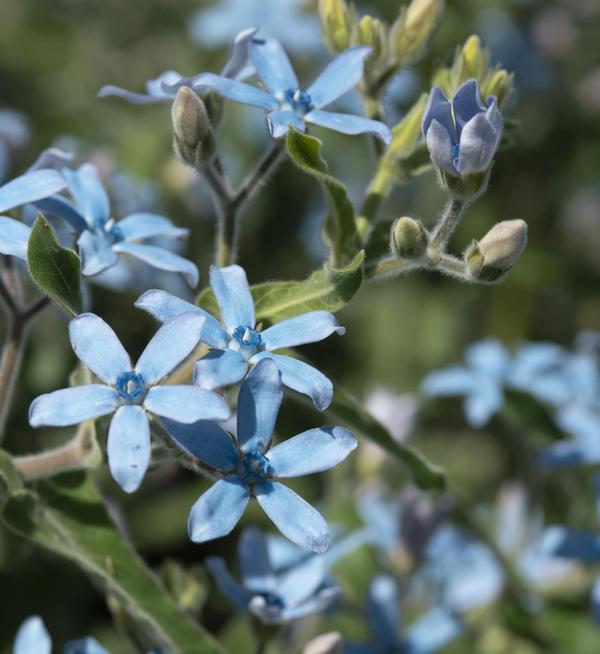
[27,214,83,317]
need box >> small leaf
[286,127,358,266]
[27,214,82,317]
[197,251,364,324]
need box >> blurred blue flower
[163,358,357,552]
[188,37,391,142]
[29,312,230,493]
[0,108,29,183]
[206,526,341,624]
[13,616,108,654]
[136,264,345,410]
[422,79,502,176]
[36,164,199,286]
[345,575,462,654]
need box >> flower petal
[251,37,298,95]
[452,79,486,130]
[463,380,503,428]
[206,557,254,608]
[250,352,333,411]
[107,405,150,493]
[266,110,306,138]
[188,477,250,543]
[189,73,278,110]
[457,113,498,175]
[425,118,457,174]
[62,164,110,228]
[0,169,67,214]
[112,242,199,287]
[98,72,180,104]
[367,576,401,652]
[304,110,391,144]
[210,264,255,332]
[77,230,119,277]
[465,339,509,377]
[69,313,131,384]
[135,312,206,384]
[193,348,248,390]
[280,586,340,621]
[162,418,238,472]
[307,46,371,109]
[238,526,276,594]
[538,526,600,563]
[135,289,228,349]
[421,366,475,397]
[220,27,258,79]
[261,311,345,351]
[255,481,330,553]
[278,553,326,607]
[403,607,462,653]
[64,637,110,654]
[237,358,283,453]
[33,195,88,232]
[144,385,230,423]
[0,216,30,261]
[13,616,52,654]
[268,427,356,478]
[118,213,188,241]
[29,385,119,427]
[422,86,456,139]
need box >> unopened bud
[319,0,351,53]
[355,15,387,62]
[171,87,214,165]
[391,216,428,258]
[302,632,343,654]
[391,0,445,65]
[466,219,527,282]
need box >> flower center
[451,143,460,165]
[229,325,262,358]
[283,87,313,114]
[116,371,146,404]
[104,218,124,244]
[237,450,273,483]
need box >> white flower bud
[466,219,528,282]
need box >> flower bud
[466,219,528,282]
[302,632,343,654]
[354,15,387,64]
[391,216,428,258]
[391,0,445,66]
[171,87,214,165]
[319,0,351,53]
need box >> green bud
[466,219,528,282]
[440,168,490,200]
[391,216,428,258]
[171,87,214,165]
[352,14,388,75]
[319,0,351,52]
[390,0,445,66]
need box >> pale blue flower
[29,312,230,493]
[0,108,29,183]
[422,79,502,176]
[136,264,345,410]
[13,616,108,654]
[206,526,341,624]
[36,163,198,286]
[186,37,391,143]
[163,358,357,552]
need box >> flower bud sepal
[440,168,490,201]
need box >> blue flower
[206,526,341,624]
[163,358,357,552]
[0,108,29,183]
[187,37,391,143]
[346,575,462,654]
[36,164,199,286]
[422,79,502,176]
[136,264,345,411]
[13,616,109,654]
[98,28,257,104]
[29,312,230,493]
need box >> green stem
[356,162,396,243]
[366,255,421,280]
[429,198,466,250]
[231,142,285,211]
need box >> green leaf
[197,251,364,324]
[324,387,446,491]
[27,213,82,317]
[286,127,358,266]
[0,464,222,654]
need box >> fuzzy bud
[171,87,214,165]
[319,0,351,53]
[466,219,528,282]
[391,216,428,258]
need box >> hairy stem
[429,198,467,250]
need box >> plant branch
[429,198,467,250]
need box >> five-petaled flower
[29,312,230,493]
[35,163,199,286]
[184,36,391,143]
[136,264,344,411]
[206,527,340,624]
[163,358,357,552]
[422,79,502,177]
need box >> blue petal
[189,73,278,110]
[32,195,88,232]
[0,216,30,261]
[421,366,475,397]
[261,312,345,351]
[457,112,500,175]
[465,339,509,377]
[304,110,391,144]
[255,480,330,553]
[144,385,230,423]
[463,380,503,428]
[63,164,110,228]
[251,37,298,95]
[250,352,333,411]
[13,616,52,654]
[162,418,238,472]
[135,289,228,349]
[210,265,255,332]
[307,46,371,109]
[118,213,188,241]
[107,405,150,493]
[237,358,283,453]
[112,242,199,287]
[238,527,276,594]
[0,169,67,214]
[279,585,341,621]
[98,71,182,103]
[538,526,600,563]
[368,576,401,652]
[188,477,250,543]
[64,637,110,654]
[422,86,457,141]
[537,437,600,468]
[77,230,119,277]
[268,426,356,478]
[206,557,253,609]
[193,348,248,390]
[29,385,119,427]
[135,312,206,385]
[220,27,258,79]
[425,119,456,175]
[267,110,306,138]
[402,607,462,654]
[452,79,486,130]
[556,405,600,440]
[69,313,131,384]
[278,554,327,607]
